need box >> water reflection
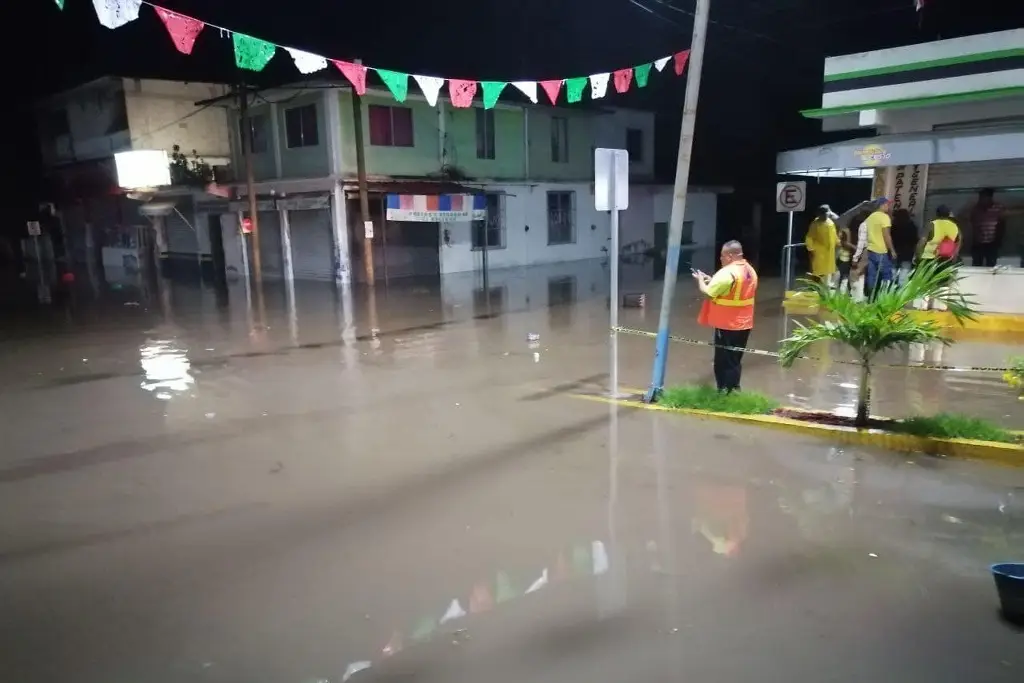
[138,338,194,399]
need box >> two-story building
[210,80,724,285]
[35,77,233,279]
[776,28,1024,319]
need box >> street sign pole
[785,210,794,292]
[609,169,620,399]
[775,181,807,293]
[595,148,629,399]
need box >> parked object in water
[991,562,1024,624]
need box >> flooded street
[1,259,1022,682]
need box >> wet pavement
[1,259,1023,682]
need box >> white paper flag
[592,540,610,576]
[439,599,467,623]
[92,0,142,29]
[511,81,538,104]
[589,73,610,99]
[654,56,671,72]
[413,75,445,106]
[285,48,327,74]
[525,568,549,594]
[342,661,372,682]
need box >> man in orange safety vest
[692,240,758,393]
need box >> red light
[241,217,253,234]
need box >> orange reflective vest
[697,260,758,331]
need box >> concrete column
[270,102,283,178]
[331,182,352,285]
[280,206,294,283]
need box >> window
[472,194,504,249]
[547,191,575,245]
[239,113,269,154]
[368,105,414,147]
[284,104,319,148]
[626,128,644,162]
[551,116,569,163]
[475,108,496,160]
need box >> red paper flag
[469,581,494,613]
[448,79,477,108]
[539,80,563,105]
[673,50,690,76]
[153,6,205,55]
[333,60,368,96]
[613,68,633,94]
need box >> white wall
[122,79,232,160]
[593,109,656,180]
[437,183,718,274]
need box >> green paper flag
[377,69,410,103]
[565,77,588,104]
[232,33,276,72]
[634,63,652,88]
[480,81,507,109]
[55,0,65,9]
[572,543,591,576]
[411,615,436,642]
[495,571,517,603]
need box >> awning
[777,127,1024,178]
[342,179,489,197]
[385,193,487,222]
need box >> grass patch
[659,384,778,415]
[893,413,1019,444]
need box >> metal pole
[784,211,794,292]
[609,173,620,398]
[350,61,375,285]
[644,0,711,404]
[239,84,262,287]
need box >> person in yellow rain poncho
[804,205,839,283]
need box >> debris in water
[533,352,540,363]
[869,553,878,558]
[527,333,540,342]
[205,412,216,419]
[942,514,963,524]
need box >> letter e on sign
[776,181,806,213]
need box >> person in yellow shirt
[914,205,961,311]
[804,205,838,283]
[863,197,896,300]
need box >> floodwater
[0,258,1022,683]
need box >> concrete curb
[571,393,1024,468]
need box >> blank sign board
[595,148,629,211]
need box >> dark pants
[865,251,893,301]
[836,259,852,292]
[713,328,751,392]
[972,242,1000,267]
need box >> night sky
[9,0,1024,222]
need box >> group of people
[804,188,1010,299]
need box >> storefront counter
[958,266,1024,315]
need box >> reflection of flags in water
[469,581,494,613]
[381,631,402,657]
[694,483,748,557]
[553,551,570,581]
[526,568,549,594]
[440,599,466,624]
[572,543,592,576]
[411,615,437,642]
[495,571,517,603]
[343,661,372,682]
[592,541,610,576]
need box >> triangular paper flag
[674,50,691,76]
[553,551,570,580]
[511,81,538,104]
[592,540,610,576]
[613,68,633,94]
[377,69,409,103]
[481,81,507,109]
[413,75,445,106]
[526,568,548,594]
[495,571,517,603]
[469,581,494,613]
[381,631,402,657]
[589,73,610,99]
[634,63,652,88]
[411,615,436,642]
[572,543,591,576]
[342,661,372,682]
[92,0,142,29]
[153,6,204,55]
[286,48,327,74]
[439,599,466,624]
[332,61,367,96]
[232,32,276,72]
[539,80,563,105]
[654,56,671,72]
[449,79,477,108]
[565,77,588,104]
[55,0,65,9]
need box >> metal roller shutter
[165,207,199,256]
[257,211,283,279]
[289,208,334,281]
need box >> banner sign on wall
[891,164,928,225]
[386,194,488,222]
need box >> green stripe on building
[824,48,1024,83]
[802,86,1024,119]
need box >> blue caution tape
[611,326,1013,374]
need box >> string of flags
[55,1,690,109]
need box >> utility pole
[238,81,266,323]
[350,60,375,285]
[644,0,711,404]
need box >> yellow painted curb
[907,310,1024,333]
[571,394,1024,468]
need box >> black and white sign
[775,181,806,213]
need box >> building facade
[777,28,1024,312]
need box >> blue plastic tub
[992,563,1024,624]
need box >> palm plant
[779,260,977,427]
